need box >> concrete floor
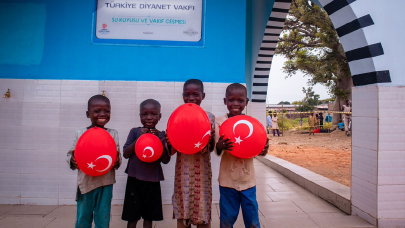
[0,160,375,228]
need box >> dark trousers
[272,129,280,136]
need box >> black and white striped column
[251,0,292,103]
[320,0,391,86]
[250,0,392,103]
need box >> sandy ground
[267,129,352,187]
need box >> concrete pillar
[352,85,405,227]
[247,102,267,128]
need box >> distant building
[266,104,297,113]
[314,103,329,111]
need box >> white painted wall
[314,0,405,226]
[352,85,405,227]
[0,79,243,205]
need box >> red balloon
[75,127,117,176]
[135,133,163,162]
[167,103,211,154]
[219,115,267,159]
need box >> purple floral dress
[172,112,215,225]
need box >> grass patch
[275,115,333,131]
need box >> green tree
[278,101,291,105]
[295,87,320,112]
[275,0,352,117]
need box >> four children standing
[68,80,270,228]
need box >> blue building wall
[0,0,248,83]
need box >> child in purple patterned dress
[166,79,215,228]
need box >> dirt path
[267,130,352,186]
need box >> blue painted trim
[0,77,243,84]
[91,0,206,47]
[0,0,247,83]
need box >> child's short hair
[225,83,247,96]
[88,95,110,110]
[183,79,204,92]
[140,99,161,112]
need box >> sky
[266,55,331,104]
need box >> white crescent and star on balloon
[143,146,155,158]
[194,130,211,148]
[232,120,254,145]
[87,162,96,169]
[87,155,113,172]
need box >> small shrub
[274,115,334,131]
[277,117,296,130]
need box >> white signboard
[96,0,203,42]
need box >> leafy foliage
[275,0,352,99]
[277,115,297,130]
[277,116,333,131]
[278,101,291,105]
[319,97,335,103]
[295,87,320,112]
